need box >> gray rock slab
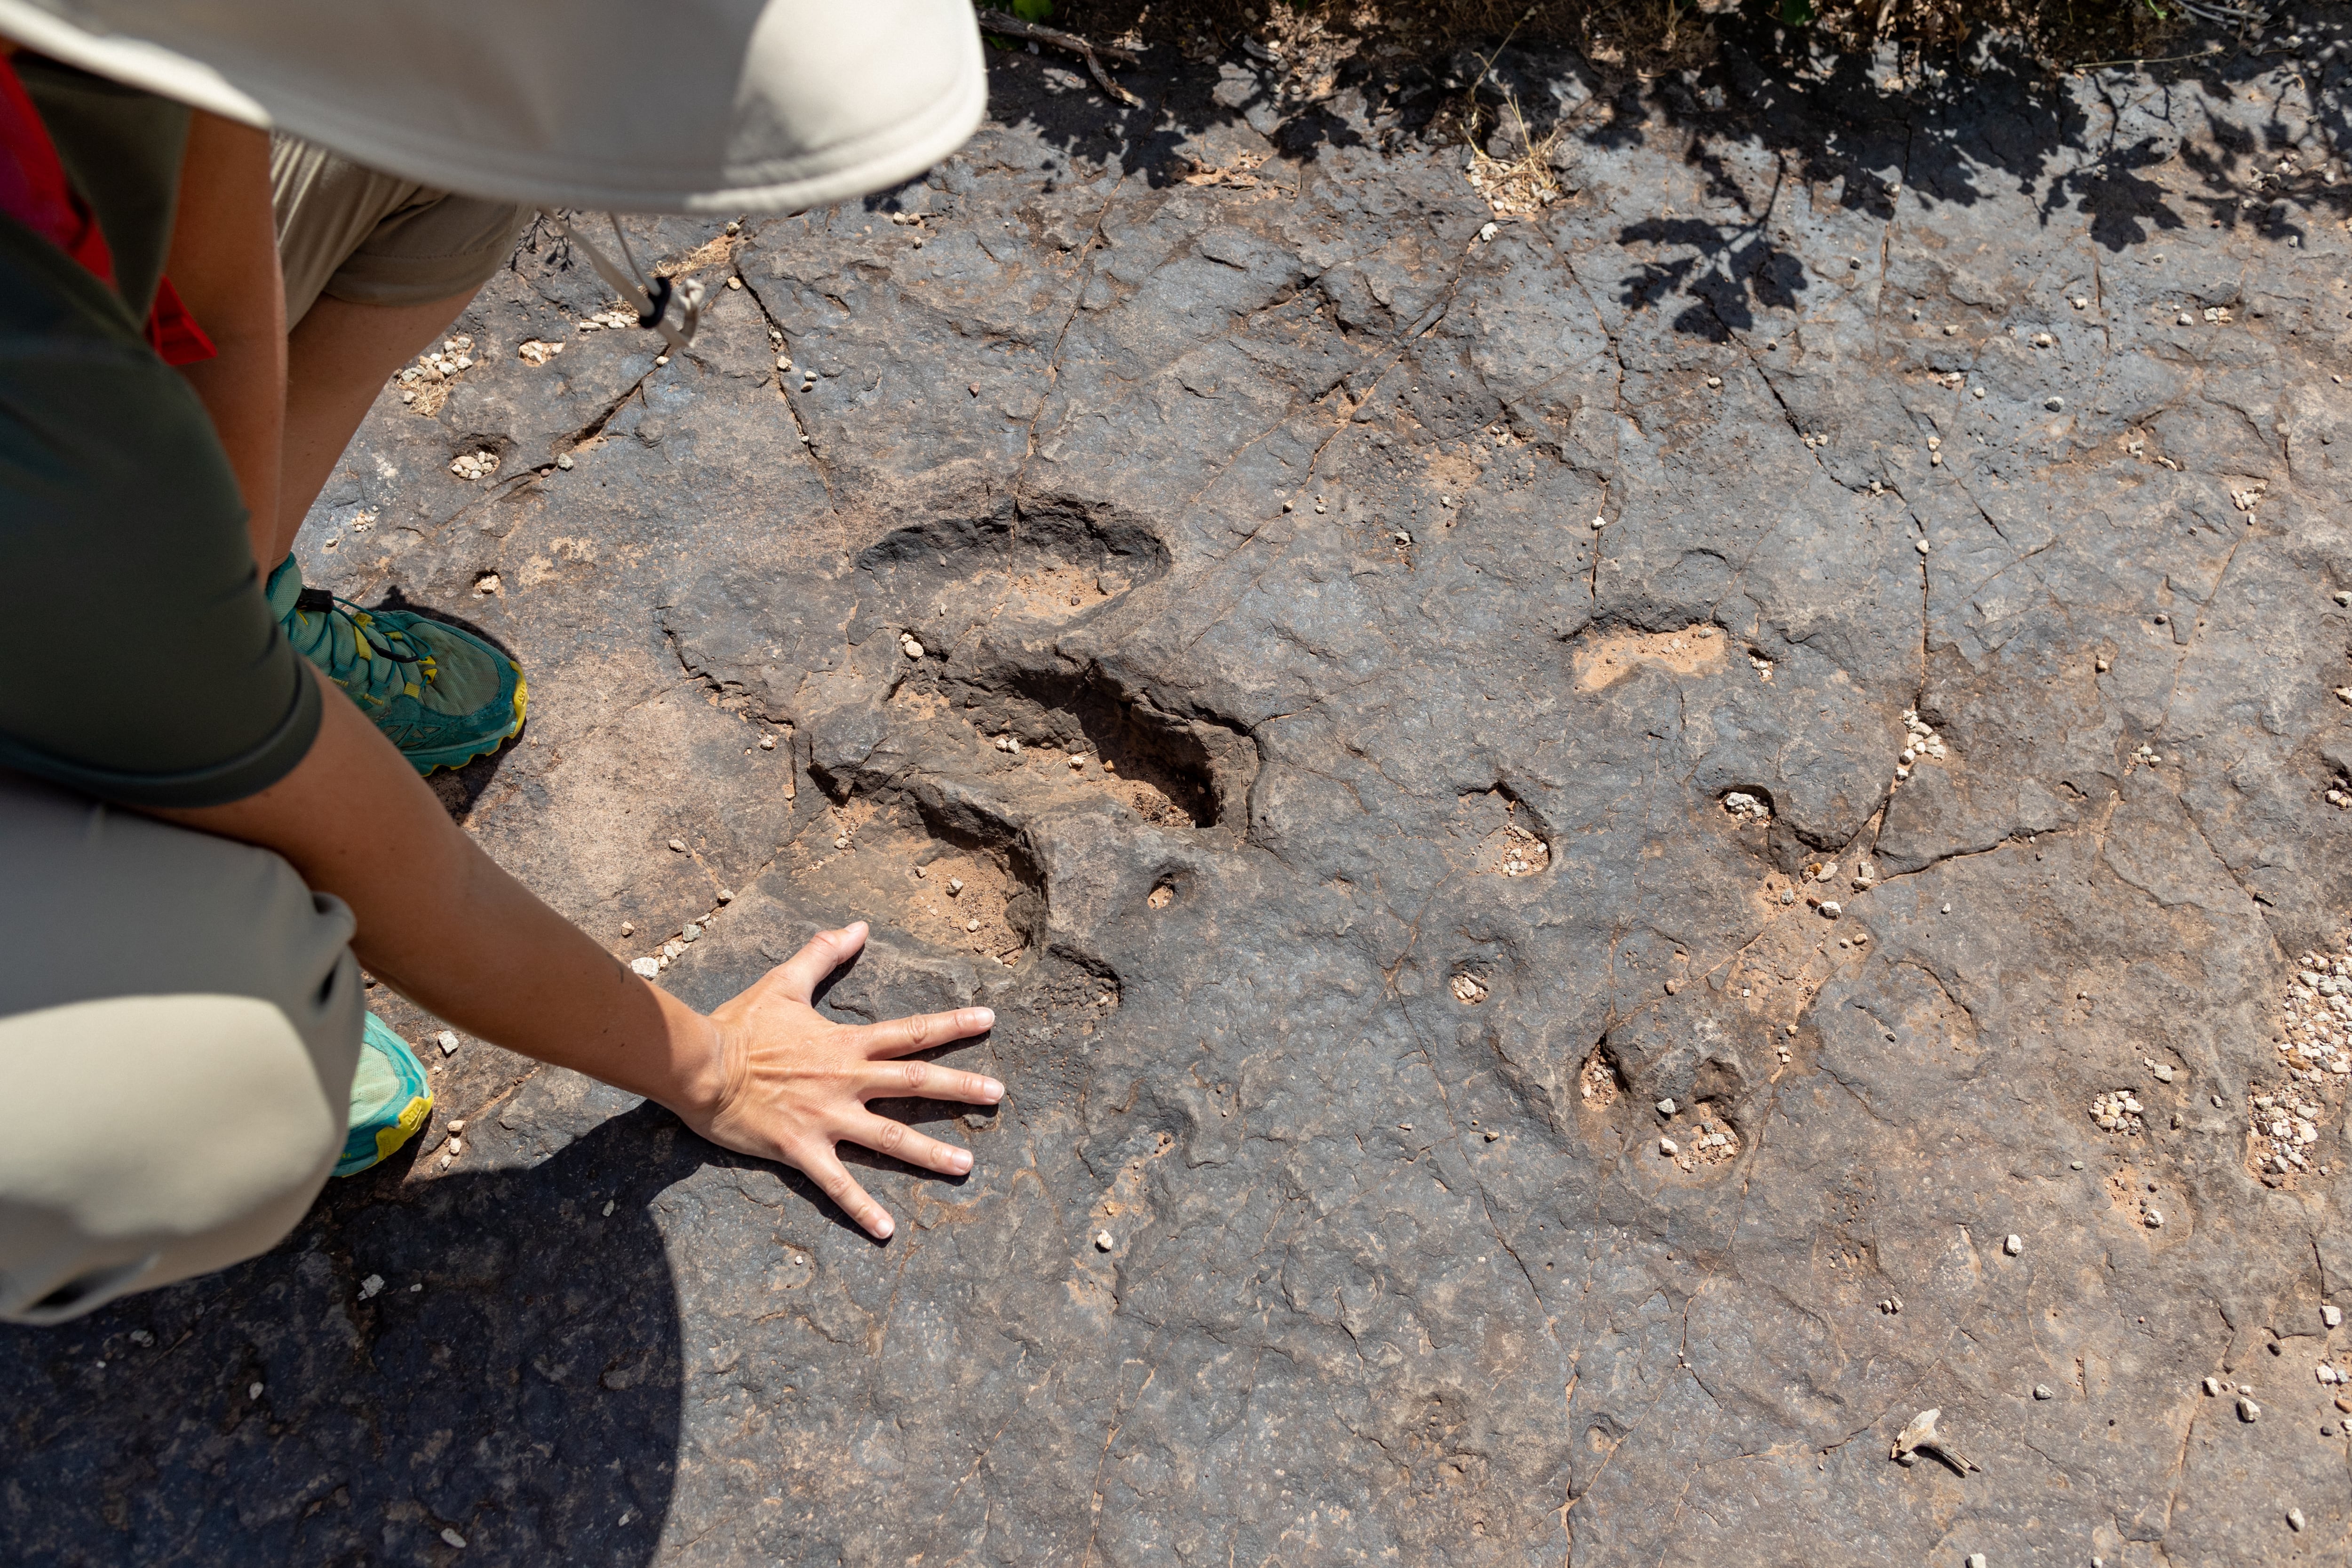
[9,17,2352,1567]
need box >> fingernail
[950,1149,973,1173]
[973,1007,995,1028]
[872,1212,894,1239]
[981,1078,1005,1101]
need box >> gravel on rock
[13,31,2352,1568]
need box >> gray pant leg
[0,772,362,1324]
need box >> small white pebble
[630,956,660,979]
[436,1030,460,1056]
[2204,1376,2220,1395]
[1095,1231,1114,1251]
[360,1273,386,1299]
[667,838,688,853]
[2239,1395,2261,1422]
[556,454,574,470]
[620,921,634,936]
[1819,900,1842,920]
[2145,1210,2164,1228]
[1658,1098,1677,1116]
[1659,1137,1679,1157]
[759,736,776,750]
[2325,1305,2343,1329]
[603,1200,616,1217]
[1915,539,1930,554]
[2288,1507,2305,1532]
[2004,1234,2023,1256]
[717,888,735,903]
[248,1382,264,1401]
[965,918,981,932]
[441,1528,469,1548]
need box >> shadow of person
[0,1107,694,1566]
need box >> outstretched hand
[686,922,1002,1240]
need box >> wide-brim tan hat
[0,0,986,213]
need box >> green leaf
[1010,0,1053,20]
[1779,0,1813,22]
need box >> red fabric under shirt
[0,53,215,366]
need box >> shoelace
[286,588,437,708]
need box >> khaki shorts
[270,136,537,329]
[0,772,363,1324]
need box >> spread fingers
[795,1144,894,1240]
[864,1059,1005,1106]
[857,1005,995,1059]
[764,922,869,1005]
[849,1114,975,1177]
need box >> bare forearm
[165,111,285,569]
[354,812,724,1114]
[152,672,727,1116]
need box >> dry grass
[1462,87,1569,215]
[1063,0,2192,83]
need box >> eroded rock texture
[8,20,2352,1567]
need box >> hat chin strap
[549,213,705,355]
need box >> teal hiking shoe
[267,556,527,774]
[336,1014,434,1177]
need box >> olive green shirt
[0,60,320,807]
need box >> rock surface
[9,18,2352,1567]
